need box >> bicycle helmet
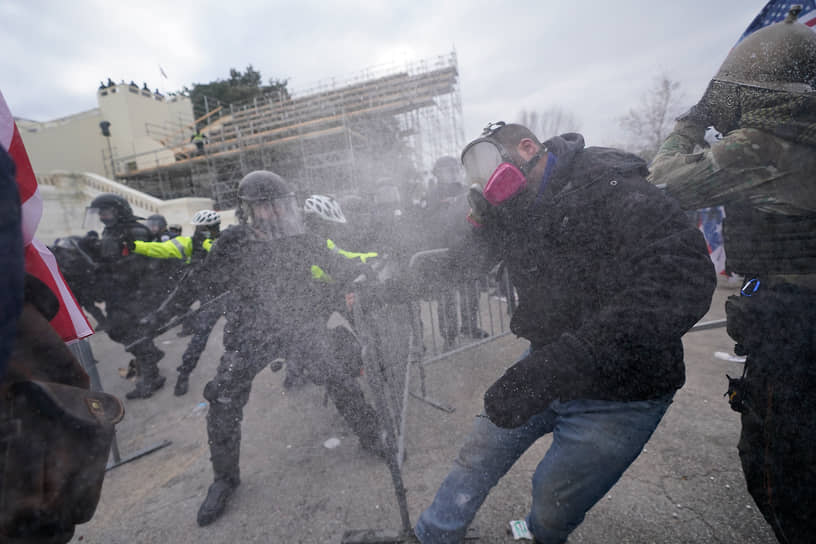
[191,209,221,226]
[304,194,347,224]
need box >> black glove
[484,353,555,429]
[191,229,207,261]
[467,185,495,228]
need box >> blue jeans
[415,390,672,544]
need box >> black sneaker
[197,479,238,526]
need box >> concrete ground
[70,277,777,543]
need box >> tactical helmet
[714,8,816,92]
[238,170,291,201]
[145,214,168,232]
[236,171,304,238]
[191,209,221,226]
[304,194,347,224]
[89,193,134,219]
[85,193,135,229]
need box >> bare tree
[518,107,582,140]
[619,74,685,161]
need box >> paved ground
[69,277,777,543]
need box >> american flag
[740,0,816,41]
[0,90,93,343]
[697,1,816,275]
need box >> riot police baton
[124,290,231,351]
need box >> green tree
[186,65,289,120]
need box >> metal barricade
[342,249,513,543]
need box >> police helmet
[238,171,291,201]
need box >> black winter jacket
[473,133,716,403]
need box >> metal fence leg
[68,339,171,471]
[408,301,454,414]
[343,296,413,543]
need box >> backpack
[0,277,124,543]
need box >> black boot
[123,358,137,379]
[198,434,241,526]
[174,372,190,396]
[126,373,166,399]
[197,477,239,526]
[126,352,166,399]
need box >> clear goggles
[461,140,528,207]
[248,194,305,239]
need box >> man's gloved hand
[118,232,135,254]
[467,185,494,228]
[484,353,555,429]
[191,229,207,260]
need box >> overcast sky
[1,0,766,146]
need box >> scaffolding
[116,51,464,209]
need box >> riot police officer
[83,193,167,399]
[649,9,816,542]
[194,171,385,526]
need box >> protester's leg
[525,396,672,544]
[415,411,555,544]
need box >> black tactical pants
[104,305,163,377]
[203,319,381,483]
[178,304,222,377]
[726,284,816,544]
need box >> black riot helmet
[237,170,305,239]
[83,193,136,230]
[145,214,168,238]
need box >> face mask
[460,122,545,207]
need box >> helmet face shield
[83,207,115,230]
[145,217,167,236]
[248,194,305,239]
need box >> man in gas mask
[83,193,167,399]
[193,171,385,526]
[414,122,716,544]
[649,8,816,543]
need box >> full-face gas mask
[460,122,546,208]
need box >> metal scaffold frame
[115,52,465,209]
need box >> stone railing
[36,171,224,241]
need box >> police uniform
[194,172,383,526]
[133,234,219,396]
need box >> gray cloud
[3,0,766,145]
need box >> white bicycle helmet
[191,209,221,226]
[303,194,346,224]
